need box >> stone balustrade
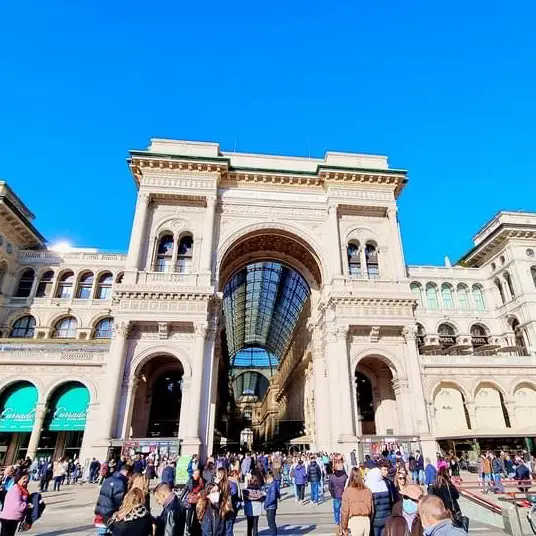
[421,354,536,368]
[137,271,212,287]
[19,250,127,262]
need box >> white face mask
[209,492,220,505]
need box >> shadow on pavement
[259,526,316,534]
[38,524,95,535]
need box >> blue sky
[1,0,535,265]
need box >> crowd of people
[89,448,480,536]
[1,446,534,535]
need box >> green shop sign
[48,385,89,432]
[0,384,38,432]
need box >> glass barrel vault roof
[222,262,310,369]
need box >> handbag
[447,484,469,532]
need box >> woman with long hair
[430,466,460,518]
[128,473,150,512]
[185,469,205,536]
[197,483,225,536]
[109,487,153,536]
[394,468,409,495]
[341,467,373,536]
[214,468,235,536]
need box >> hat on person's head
[403,484,424,501]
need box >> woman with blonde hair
[128,473,151,512]
[197,483,225,536]
[109,487,153,535]
[341,468,373,536]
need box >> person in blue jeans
[264,471,279,536]
[307,455,322,505]
[328,459,347,530]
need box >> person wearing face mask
[383,484,424,536]
[154,482,186,536]
[417,495,467,536]
[196,484,225,536]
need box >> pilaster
[200,196,217,274]
[125,191,151,279]
[328,204,343,278]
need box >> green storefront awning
[48,385,89,432]
[0,383,38,432]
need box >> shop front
[0,381,38,465]
[359,436,422,461]
[37,382,89,461]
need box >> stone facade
[0,140,535,464]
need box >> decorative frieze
[219,204,327,221]
[328,187,393,202]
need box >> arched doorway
[216,229,322,450]
[39,381,90,461]
[0,381,38,464]
[130,355,184,439]
[355,358,396,436]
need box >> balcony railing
[19,250,127,262]
[332,277,405,293]
[421,354,536,367]
[136,272,212,287]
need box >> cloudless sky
[1,0,535,265]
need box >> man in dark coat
[94,465,132,523]
[306,456,322,505]
[154,483,186,536]
[161,461,176,488]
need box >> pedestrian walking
[243,476,265,536]
[341,467,373,536]
[0,472,31,536]
[264,471,279,536]
[328,459,348,533]
[108,487,153,536]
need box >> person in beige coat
[341,467,374,536]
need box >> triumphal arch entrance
[95,138,435,461]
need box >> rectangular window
[58,285,72,299]
[97,286,111,300]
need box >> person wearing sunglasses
[383,484,424,536]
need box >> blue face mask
[403,498,418,515]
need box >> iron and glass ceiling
[222,262,310,371]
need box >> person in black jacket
[430,467,460,518]
[306,456,322,505]
[109,488,153,536]
[154,482,186,536]
[94,465,132,524]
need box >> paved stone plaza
[27,481,508,536]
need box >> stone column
[310,325,331,450]
[402,326,431,435]
[101,321,130,439]
[465,401,477,429]
[26,403,46,460]
[126,191,151,273]
[182,322,207,455]
[120,378,139,439]
[326,324,358,451]
[200,196,217,273]
[387,207,406,281]
[328,204,343,277]
[392,378,414,435]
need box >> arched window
[495,278,506,304]
[531,266,536,289]
[511,319,528,352]
[53,317,77,338]
[115,272,124,284]
[35,270,54,298]
[176,234,194,273]
[457,284,470,309]
[471,324,489,349]
[15,268,35,298]
[410,282,423,308]
[347,242,361,279]
[425,283,439,309]
[10,315,36,338]
[472,284,485,311]
[155,234,174,272]
[441,284,454,308]
[438,323,456,350]
[76,272,94,299]
[365,243,379,279]
[94,317,113,339]
[416,323,426,351]
[95,272,113,300]
[56,271,75,299]
[504,272,515,298]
